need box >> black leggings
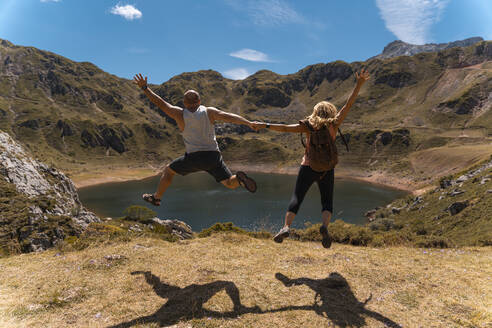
[287,165,334,214]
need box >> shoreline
[73,163,421,193]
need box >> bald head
[184,90,200,104]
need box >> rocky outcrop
[371,37,484,60]
[0,131,99,253]
[152,218,193,240]
[80,124,133,153]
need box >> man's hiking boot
[236,171,257,193]
[319,225,332,248]
[273,226,290,243]
[142,193,161,206]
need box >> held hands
[355,68,370,85]
[133,73,148,90]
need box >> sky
[0,0,491,84]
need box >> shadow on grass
[109,271,401,328]
[271,272,402,328]
[108,271,261,328]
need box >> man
[133,73,257,206]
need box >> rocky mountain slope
[0,38,491,187]
[371,37,484,60]
[0,131,99,254]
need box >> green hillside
[1,38,491,187]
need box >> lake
[78,172,408,232]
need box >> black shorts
[169,151,232,182]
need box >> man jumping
[133,73,257,206]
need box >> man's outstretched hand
[133,73,148,90]
[355,68,370,85]
[250,121,267,130]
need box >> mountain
[0,38,491,188]
[371,37,484,60]
[0,131,99,255]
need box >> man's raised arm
[133,73,182,122]
[207,107,256,129]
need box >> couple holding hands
[134,69,370,247]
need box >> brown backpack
[300,119,347,172]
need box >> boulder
[18,119,40,130]
[446,201,468,215]
[0,131,99,253]
[56,120,74,137]
[449,189,465,197]
[152,218,193,240]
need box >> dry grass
[409,143,492,178]
[0,235,491,328]
[70,166,157,189]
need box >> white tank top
[182,105,219,153]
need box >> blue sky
[0,0,491,84]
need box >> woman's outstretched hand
[355,69,370,84]
[133,73,148,90]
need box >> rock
[380,132,393,145]
[18,119,40,130]
[456,175,471,183]
[142,123,165,139]
[487,190,492,194]
[480,178,490,185]
[56,120,74,137]
[440,179,452,189]
[391,207,401,214]
[364,208,379,221]
[439,196,445,200]
[152,218,193,239]
[0,131,99,253]
[371,37,484,60]
[449,189,465,197]
[446,201,468,215]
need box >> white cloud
[226,0,304,26]
[223,68,251,80]
[230,49,271,62]
[376,0,449,44]
[110,4,142,21]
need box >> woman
[255,69,370,248]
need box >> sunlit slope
[1,38,491,184]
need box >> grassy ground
[0,234,490,328]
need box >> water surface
[79,172,408,232]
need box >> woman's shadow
[108,271,261,328]
[271,272,402,328]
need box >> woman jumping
[256,69,370,248]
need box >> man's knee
[163,165,176,178]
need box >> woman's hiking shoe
[142,193,161,206]
[273,226,290,243]
[319,225,332,248]
[236,171,257,193]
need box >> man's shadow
[108,271,261,328]
[270,272,402,328]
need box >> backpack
[300,119,349,172]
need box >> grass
[0,235,490,327]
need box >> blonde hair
[306,101,338,129]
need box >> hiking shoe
[142,193,161,206]
[319,225,332,248]
[236,171,257,193]
[273,226,290,243]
